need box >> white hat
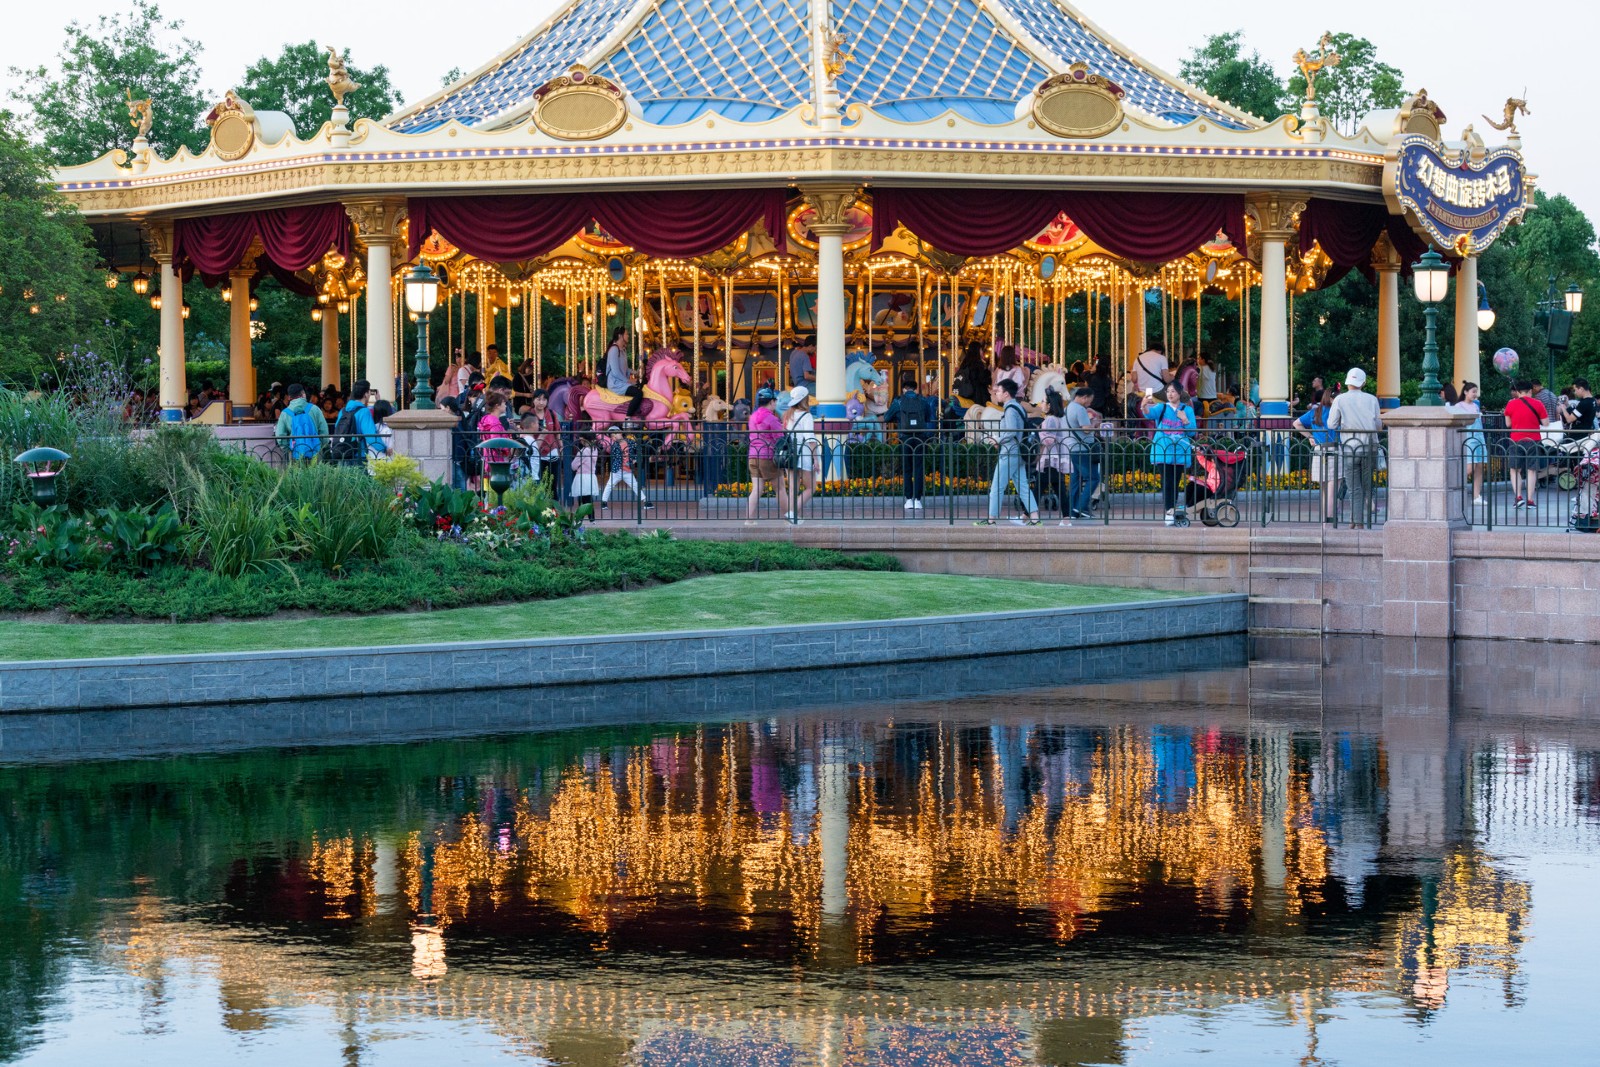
[789,385,810,403]
[1345,368,1367,388]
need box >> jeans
[1069,452,1100,515]
[1343,445,1377,526]
[902,441,926,500]
[988,451,1037,518]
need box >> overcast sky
[6,0,1594,231]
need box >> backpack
[287,407,322,461]
[329,408,365,466]
[896,393,929,436]
[774,432,801,470]
[459,401,486,476]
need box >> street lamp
[1477,282,1495,332]
[1536,276,1586,389]
[14,447,70,507]
[477,438,525,505]
[1411,249,1450,406]
[1566,284,1584,315]
[403,263,441,410]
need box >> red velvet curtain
[1300,198,1434,285]
[173,205,352,275]
[871,187,1247,262]
[407,189,788,262]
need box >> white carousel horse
[1029,365,1069,407]
[963,403,1004,446]
[701,395,732,422]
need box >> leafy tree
[0,112,110,384]
[7,0,209,164]
[1178,31,1289,123]
[234,42,404,139]
[1284,32,1405,134]
[440,67,464,89]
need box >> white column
[818,737,848,918]
[1377,265,1402,409]
[321,310,341,391]
[1453,254,1480,391]
[228,269,254,418]
[366,239,395,400]
[157,256,186,421]
[802,186,857,418]
[1258,235,1290,416]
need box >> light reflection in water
[2,642,1597,1065]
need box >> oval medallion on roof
[1032,63,1125,139]
[533,65,628,140]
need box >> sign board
[1386,134,1530,255]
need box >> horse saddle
[591,386,630,405]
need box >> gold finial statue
[125,88,154,139]
[822,24,852,84]
[1483,96,1529,137]
[1293,32,1341,101]
[324,46,359,107]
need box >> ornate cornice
[60,142,1386,220]
[142,219,174,262]
[1370,230,1402,272]
[798,184,861,235]
[1245,193,1307,242]
[345,197,406,239]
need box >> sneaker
[743,520,757,527]
[1071,509,1091,520]
[905,499,915,510]
[1473,497,1485,505]
[913,500,924,510]
[973,519,996,526]
[1514,497,1527,510]
[784,512,795,520]
[600,502,610,512]
[1008,518,1027,526]
[642,501,655,511]
[1024,519,1042,527]
[1164,510,1176,527]
[1058,519,1073,527]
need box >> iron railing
[1460,426,1600,532]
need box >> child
[371,399,395,457]
[600,423,654,514]
[516,413,543,484]
[569,434,601,509]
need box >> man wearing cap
[1326,367,1382,528]
[788,335,817,393]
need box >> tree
[0,112,110,383]
[7,0,209,164]
[1178,32,1289,123]
[234,42,404,139]
[1285,33,1405,135]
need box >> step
[1248,596,1324,606]
[1249,567,1322,577]
[1249,535,1323,546]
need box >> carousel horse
[844,354,888,441]
[545,377,575,423]
[963,403,1005,446]
[701,395,733,422]
[1028,365,1069,407]
[581,349,694,443]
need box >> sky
[4,0,1595,226]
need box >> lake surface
[2,636,1596,1065]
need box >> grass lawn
[1,571,1179,662]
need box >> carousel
[55,0,1535,425]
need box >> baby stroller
[1554,430,1600,491]
[1566,436,1600,532]
[1182,444,1248,527]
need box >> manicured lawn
[1,571,1177,662]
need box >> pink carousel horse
[581,349,694,444]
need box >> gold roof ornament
[1032,64,1126,140]
[1484,95,1529,145]
[125,89,153,140]
[1293,32,1341,103]
[1395,88,1447,141]
[532,65,628,141]
[325,46,359,108]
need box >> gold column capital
[1244,193,1307,242]
[798,184,862,235]
[1370,231,1403,273]
[344,198,407,241]
[141,218,175,263]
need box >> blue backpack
[288,407,322,460]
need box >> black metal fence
[1460,426,1600,531]
[227,421,1390,528]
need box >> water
[3,636,1597,1065]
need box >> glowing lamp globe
[1492,348,1520,375]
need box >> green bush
[95,503,185,572]
[276,463,407,573]
[187,478,291,579]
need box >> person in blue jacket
[1143,383,1196,526]
[333,378,382,466]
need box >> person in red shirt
[1504,380,1548,509]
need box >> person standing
[745,387,783,524]
[529,389,563,497]
[1446,382,1487,505]
[1295,388,1338,522]
[1563,378,1595,433]
[782,386,819,522]
[1503,380,1548,511]
[1036,389,1073,525]
[1133,342,1169,395]
[787,335,817,393]
[974,379,1040,526]
[1326,368,1382,528]
[475,390,514,476]
[604,327,632,394]
[436,351,465,403]
[332,379,381,467]
[1143,383,1196,526]
[884,373,931,510]
[1065,386,1101,519]
[599,422,653,513]
[482,344,511,387]
[1196,353,1218,414]
[273,383,329,462]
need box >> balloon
[1492,347,1520,375]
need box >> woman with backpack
[1036,388,1073,525]
[746,388,783,525]
[1143,383,1196,527]
[782,386,820,522]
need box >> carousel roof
[390,0,1254,133]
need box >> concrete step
[1249,535,1323,546]
[1248,596,1324,606]
[1249,566,1322,577]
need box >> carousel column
[346,199,405,400]
[1374,235,1403,409]
[320,308,341,390]
[1246,195,1305,416]
[1123,287,1146,366]
[801,185,859,418]
[1453,254,1480,391]
[148,224,186,421]
[228,267,254,418]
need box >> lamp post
[1411,249,1450,405]
[403,263,441,410]
[1535,276,1586,390]
[477,438,524,506]
[14,447,71,506]
[1476,281,1496,333]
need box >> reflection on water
[2,637,1598,1065]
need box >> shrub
[95,503,186,572]
[187,478,291,579]
[369,454,429,496]
[277,464,406,573]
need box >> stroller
[1566,434,1600,532]
[1180,443,1249,527]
